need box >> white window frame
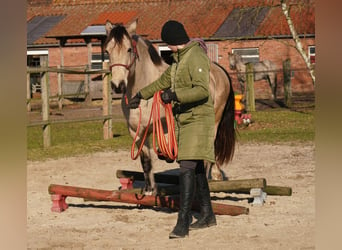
[207,43,218,63]
[308,45,315,64]
[27,50,48,56]
[232,48,260,63]
[27,50,49,94]
[91,52,109,69]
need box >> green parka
[140,41,215,163]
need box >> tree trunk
[281,1,315,85]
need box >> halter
[109,35,139,72]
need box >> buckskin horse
[228,52,278,100]
[105,20,236,194]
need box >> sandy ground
[27,142,314,249]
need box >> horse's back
[209,62,231,129]
[260,59,276,70]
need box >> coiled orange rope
[131,90,178,161]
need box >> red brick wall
[46,38,315,99]
[209,38,315,99]
[48,46,90,95]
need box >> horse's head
[105,20,138,94]
[228,52,237,70]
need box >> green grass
[236,109,314,143]
[27,121,132,161]
[27,109,314,161]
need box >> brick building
[27,0,315,99]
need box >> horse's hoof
[143,185,158,196]
[144,190,153,196]
[157,154,175,163]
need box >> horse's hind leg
[267,74,277,100]
[211,163,225,181]
[204,161,225,181]
[239,81,245,97]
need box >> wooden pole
[283,58,292,107]
[102,62,112,139]
[245,63,255,112]
[84,40,92,103]
[48,184,249,216]
[57,65,63,110]
[26,67,31,112]
[209,178,266,192]
[116,170,266,193]
[59,42,64,110]
[40,58,51,148]
[264,185,292,196]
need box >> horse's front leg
[139,143,157,195]
[129,126,157,195]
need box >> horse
[105,20,236,194]
[228,52,277,100]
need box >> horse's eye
[128,48,132,53]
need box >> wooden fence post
[41,61,51,148]
[27,67,31,112]
[102,62,113,139]
[84,40,92,104]
[246,63,255,112]
[283,59,292,107]
[57,65,63,110]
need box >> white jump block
[250,188,267,205]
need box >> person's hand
[129,92,142,109]
[161,89,178,104]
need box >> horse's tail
[214,63,236,166]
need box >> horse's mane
[104,23,129,48]
[143,38,163,66]
[104,23,163,66]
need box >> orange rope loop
[131,91,178,161]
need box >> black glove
[129,92,142,109]
[161,89,178,104]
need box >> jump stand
[48,184,249,216]
[48,169,291,214]
[116,170,292,206]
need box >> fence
[27,59,304,148]
[27,62,113,148]
[238,59,295,112]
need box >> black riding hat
[161,20,190,45]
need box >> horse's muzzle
[111,81,126,94]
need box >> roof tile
[27,0,315,45]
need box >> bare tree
[281,0,315,86]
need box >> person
[129,20,216,239]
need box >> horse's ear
[105,20,113,35]
[126,19,138,35]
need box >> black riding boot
[169,168,195,239]
[189,172,216,230]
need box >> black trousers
[179,160,205,174]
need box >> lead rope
[130,90,178,161]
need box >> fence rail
[27,62,113,148]
[27,60,298,148]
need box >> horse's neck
[236,60,246,73]
[129,42,168,95]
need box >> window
[91,52,109,69]
[232,48,259,63]
[159,43,219,64]
[207,44,218,63]
[159,45,173,65]
[27,50,48,94]
[308,46,315,64]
